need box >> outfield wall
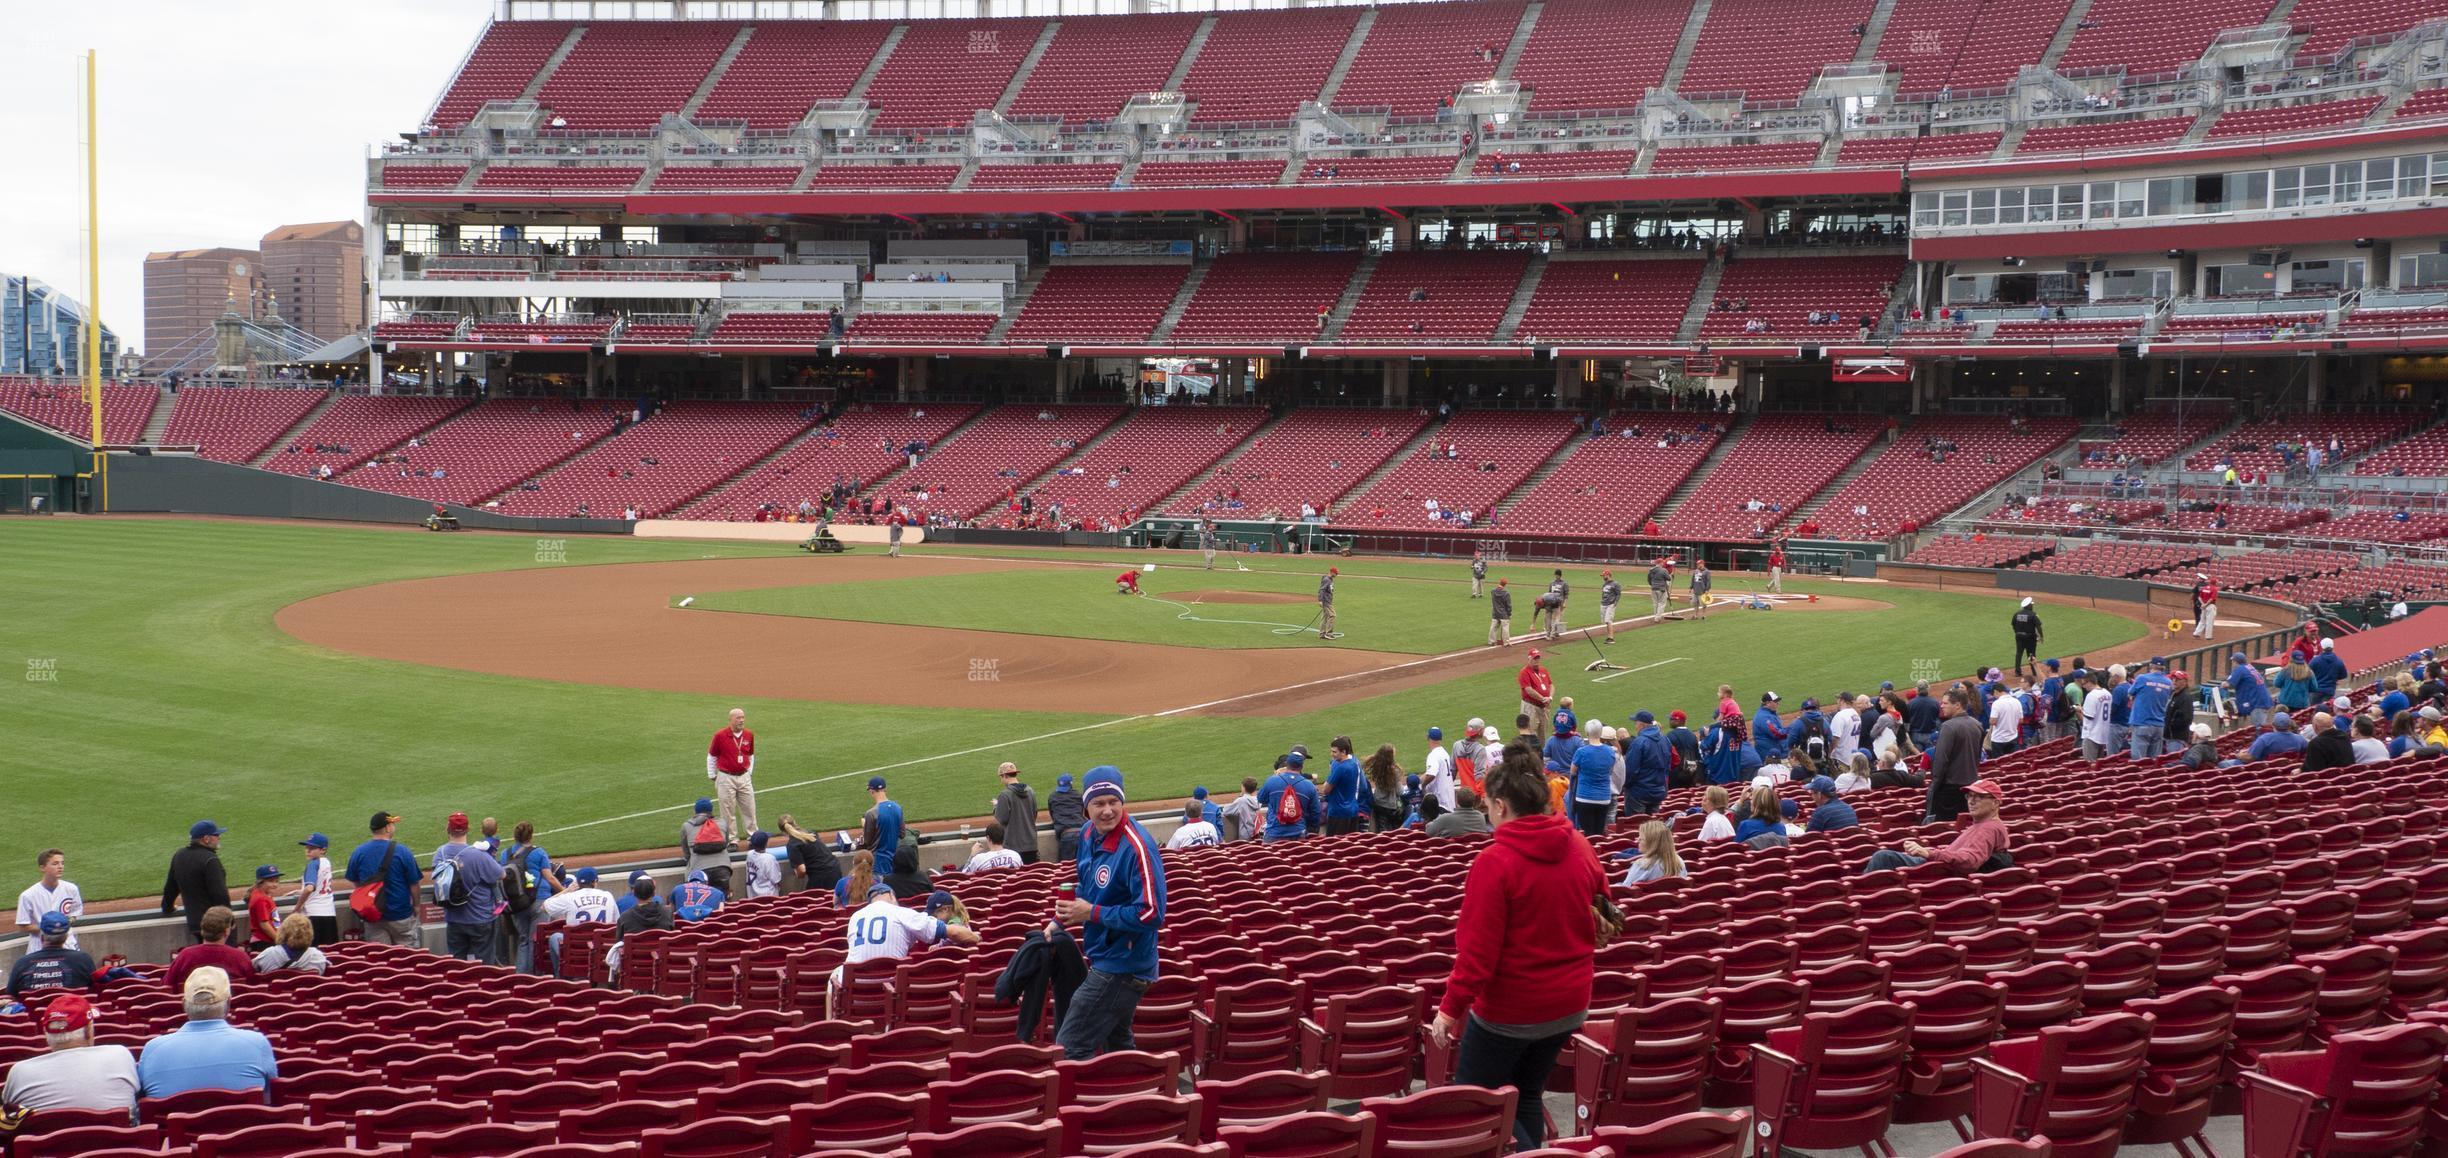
[1876,561,2311,675]
[634,519,925,546]
[101,454,626,533]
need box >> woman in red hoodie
[1431,745,1609,1152]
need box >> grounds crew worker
[1690,559,1712,619]
[1489,578,1513,646]
[1471,552,1488,598]
[1318,567,1341,640]
[2010,597,2044,680]
[1648,559,1672,618]
[1199,520,1217,570]
[1543,569,1570,640]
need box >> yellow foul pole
[84,50,106,510]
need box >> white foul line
[1592,656,1691,683]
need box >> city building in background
[259,221,365,343]
[4,273,119,378]
[143,247,260,374]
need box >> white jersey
[1421,746,1458,812]
[295,859,336,918]
[2082,688,2114,744]
[845,897,946,965]
[1167,821,1221,849]
[963,848,1024,873]
[16,881,82,952]
[543,886,619,925]
[745,850,783,897]
[1828,710,1862,765]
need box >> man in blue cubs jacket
[1259,753,1321,841]
[1054,766,1167,1060]
[1624,711,1670,816]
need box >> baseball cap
[687,870,708,884]
[2172,670,2188,681]
[38,912,69,935]
[41,994,91,1035]
[694,797,715,815]
[1329,566,1339,575]
[2042,660,2058,670]
[1780,800,1799,819]
[1802,697,1819,710]
[926,889,956,912]
[2273,712,2296,728]
[1290,745,1310,759]
[1669,710,1686,724]
[628,870,654,889]
[369,811,401,832]
[189,820,226,839]
[1193,786,1209,800]
[748,830,771,850]
[1427,727,1443,740]
[299,833,329,850]
[255,865,282,881]
[1527,648,1542,660]
[1600,726,1619,742]
[2333,695,2354,713]
[2320,637,2335,650]
[1634,710,1655,724]
[2232,651,2249,663]
[1762,692,1780,703]
[2150,656,2168,668]
[1808,775,1837,795]
[184,966,232,1006]
[867,880,897,899]
[867,776,889,792]
[575,867,600,885]
[2423,706,2444,722]
[1483,726,1502,741]
[1286,752,1307,767]
[446,811,470,833]
[1966,779,2005,801]
[1057,773,1074,790]
[1882,680,1897,690]
[1602,569,1614,578]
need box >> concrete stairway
[1150,410,1293,513]
[1646,412,1752,524]
[986,268,1048,343]
[2037,0,2098,71]
[1149,261,1214,344]
[1317,253,1382,343]
[248,391,344,465]
[1316,8,1380,107]
[1165,18,1218,92]
[1673,256,1728,342]
[684,419,841,516]
[1494,254,1551,343]
[1336,417,1448,509]
[847,26,906,100]
[1659,0,1715,93]
[521,26,588,102]
[1490,431,1589,519]
[1792,435,1892,525]
[994,22,1065,116]
[681,25,758,119]
[1852,0,1902,64]
[1495,2,1544,81]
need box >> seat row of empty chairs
[1462,412,1725,536]
[1696,254,1905,342]
[1514,258,1707,342]
[1805,416,2079,540]
[1336,252,1532,343]
[0,380,158,445]
[1004,264,1192,344]
[160,388,328,465]
[876,405,1125,521]
[1165,407,1429,519]
[2184,412,2427,472]
[333,399,626,506]
[1654,413,1885,540]
[263,396,474,479]
[684,403,978,521]
[487,402,815,519]
[1006,406,1267,527]
[2019,539,2213,578]
[1902,533,2060,569]
[1332,410,1581,527]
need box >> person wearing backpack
[1258,753,1321,841]
[343,811,423,946]
[681,798,733,893]
[433,812,505,964]
[496,821,565,974]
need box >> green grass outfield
[0,520,2144,900]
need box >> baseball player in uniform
[1489,578,1512,645]
[1690,560,1713,619]
[1470,552,1487,598]
[1598,570,1623,644]
[1768,542,1786,594]
[1519,649,1553,740]
[707,708,757,849]
[1318,567,1341,640]
[1200,521,1217,570]
[887,511,905,557]
[1541,569,1570,640]
[1647,559,1672,619]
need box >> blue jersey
[2229,664,2274,714]
[1258,771,1320,840]
[1752,708,1789,759]
[2127,673,2174,729]
[1323,758,1363,820]
[669,880,724,922]
[1571,742,1617,805]
[868,800,906,865]
[1075,816,1166,980]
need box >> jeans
[2108,725,2130,756]
[1056,969,1148,1060]
[1571,800,1612,836]
[1453,1016,1573,1152]
[362,916,420,946]
[506,907,538,974]
[1624,796,1663,819]
[1864,850,1928,873]
[445,921,497,964]
[2248,708,2270,728]
[2081,738,2107,760]
[2129,725,2165,763]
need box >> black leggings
[1454,1018,1572,1152]
[1571,800,1612,836]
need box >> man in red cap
[1863,779,2008,874]
[1518,650,1553,741]
[0,993,138,1120]
[1317,566,1341,641]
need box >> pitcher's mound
[1174,590,1309,605]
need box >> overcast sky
[0,0,497,353]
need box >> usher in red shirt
[709,728,755,776]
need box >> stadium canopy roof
[512,0,1455,22]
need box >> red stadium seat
[409,1122,558,1158]
[1216,1108,1375,1158]
[635,1114,790,1158]
[1359,1086,1515,1158]
[1194,1069,1331,1134]
[1059,1094,1205,1156]
[1750,1001,1915,1156]
[904,1119,1064,1158]
[1969,1013,2154,1158]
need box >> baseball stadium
[6,0,2448,1152]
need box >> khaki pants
[1652,589,1668,617]
[362,916,419,946]
[1546,610,1565,639]
[888,534,902,557]
[1770,566,1783,593]
[1490,617,1509,645]
[1320,605,1337,637]
[715,771,758,844]
[1204,547,1215,569]
[2193,604,2216,638]
[1471,575,1484,597]
[1692,590,1709,617]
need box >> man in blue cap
[1048,773,1086,862]
[1054,766,1167,1060]
[681,798,732,894]
[540,866,617,975]
[1805,776,1857,832]
[1191,786,1222,830]
[2228,651,2275,728]
[2127,658,2175,762]
[1625,711,1670,817]
[1259,753,1321,841]
[670,870,726,923]
[859,778,904,875]
[161,821,228,945]
[7,913,96,1000]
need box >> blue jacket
[1752,708,1790,759]
[2109,682,2132,726]
[1626,725,1671,802]
[1734,817,1782,842]
[1806,798,1859,832]
[2038,676,2066,722]
[2309,653,2349,699]
[2127,673,2174,729]
[1571,742,1618,805]
[1552,706,1579,738]
[2378,690,2412,720]
[1791,709,1829,754]
[2271,667,2315,712]
[2246,730,2307,761]
[2230,663,2274,713]
[345,839,424,922]
[1703,723,1760,784]
[1323,757,1363,820]
[1543,732,1582,770]
[1258,771,1320,840]
[1076,815,1167,980]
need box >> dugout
[1131,517,1349,555]
[0,411,90,514]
